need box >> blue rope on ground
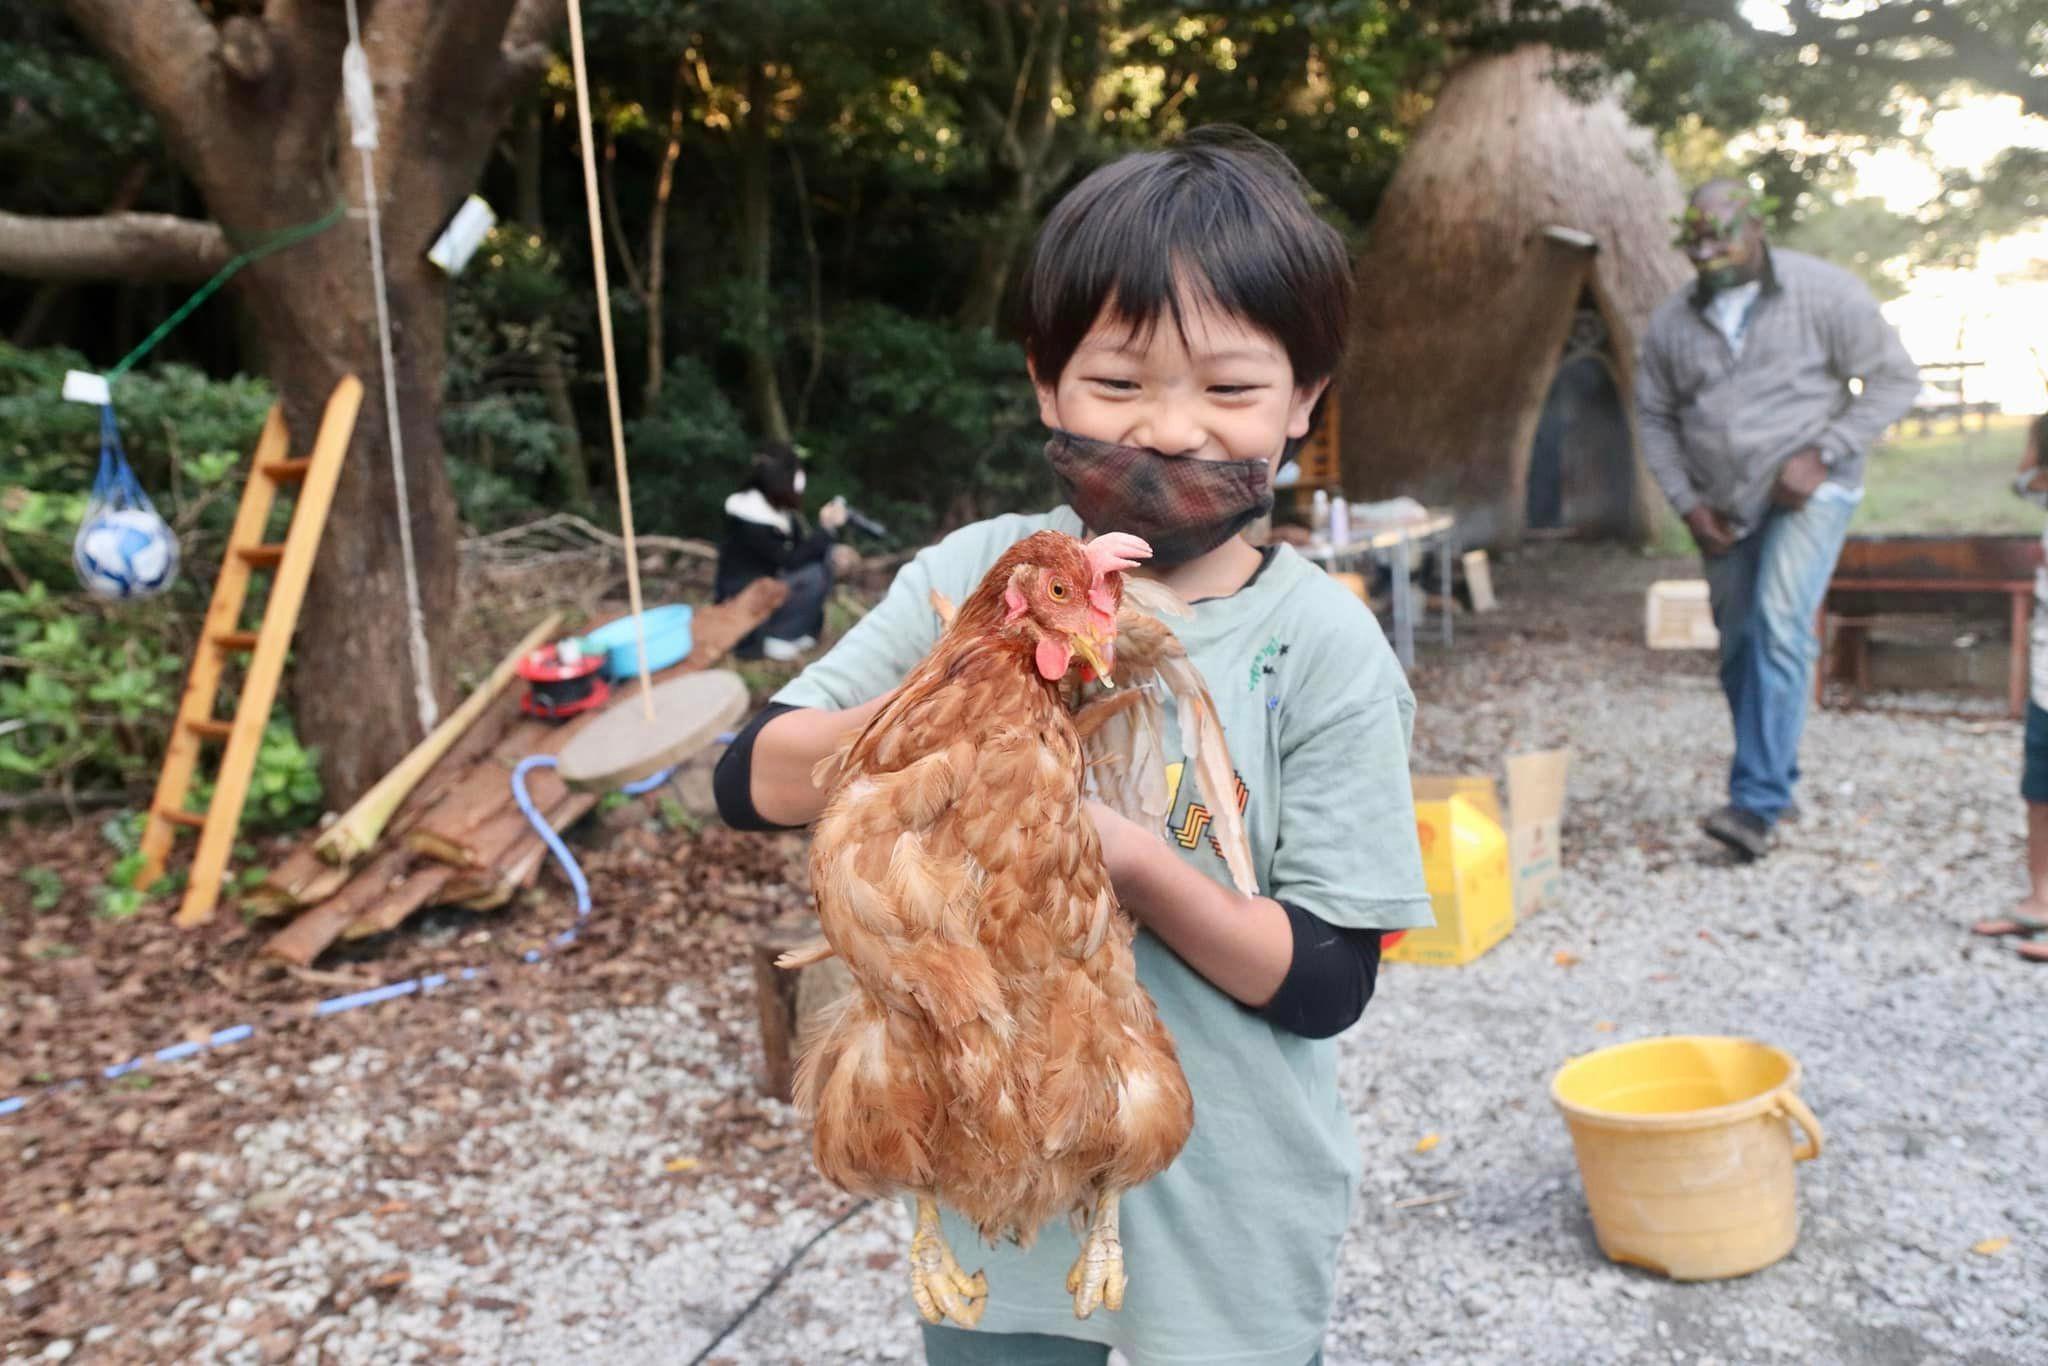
[0,733,731,1119]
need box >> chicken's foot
[1066,1190,1126,1318]
[910,1194,987,1328]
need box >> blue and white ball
[73,507,180,601]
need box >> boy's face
[1033,287,1326,469]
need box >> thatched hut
[1337,46,1692,546]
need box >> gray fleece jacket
[1635,246,1920,537]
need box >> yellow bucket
[1550,1035,1823,1281]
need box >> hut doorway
[1525,301,1635,538]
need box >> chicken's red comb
[1084,533,1151,581]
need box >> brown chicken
[794,530,1194,1328]
[934,576,1257,898]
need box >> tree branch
[61,0,224,176]
[0,211,230,283]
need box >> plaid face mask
[1045,430,1274,568]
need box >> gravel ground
[6,542,2043,1365]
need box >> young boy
[1988,411,2048,960]
[714,126,1432,1364]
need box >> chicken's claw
[1066,1191,1126,1318]
[911,1195,987,1328]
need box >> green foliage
[20,867,65,912]
[443,228,586,528]
[657,794,700,834]
[0,347,320,824]
[802,303,1049,542]
[625,354,756,536]
[0,342,272,523]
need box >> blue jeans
[1701,493,1856,823]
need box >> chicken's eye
[1048,580,1069,601]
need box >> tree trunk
[36,0,570,805]
[643,66,687,407]
[237,229,462,803]
[735,58,790,442]
[515,99,589,508]
[955,197,1038,335]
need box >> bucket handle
[1775,1089,1824,1162]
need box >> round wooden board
[556,669,752,792]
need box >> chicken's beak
[1070,628,1115,687]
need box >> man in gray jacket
[1638,180,1919,860]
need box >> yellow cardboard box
[1384,791,1514,966]
[1387,750,1572,966]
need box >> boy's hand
[820,497,850,532]
[1773,447,1828,509]
[1684,506,1737,557]
[1085,799,1149,891]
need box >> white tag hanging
[62,370,112,406]
[343,40,379,150]
[428,196,497,275]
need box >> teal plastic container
[581,604,694,680]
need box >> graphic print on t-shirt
[1163,760,1250,864]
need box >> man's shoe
[1779,797,1802,825]
[1702,805,1774,862]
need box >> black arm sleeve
[1258,900,1383,1040]
[785,521,836,569]
[712,701,803,832]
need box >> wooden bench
[1819,535,2041,719]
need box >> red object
[517,644,609,720]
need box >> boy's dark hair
[744,441,804,509]
[1014,125,1352,389]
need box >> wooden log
[681,576,789,668]
[242,844,352,918]
[338,864,457,941]
[753,925,807,1103]
[314,613,562,865]
[752,915,853,1102]
[389,689,526,836]
[443,841,548,910]
[435,791,598,910]
[261,846,414,968]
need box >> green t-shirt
[775,507,1432,1366]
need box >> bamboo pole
[313,613,561,865]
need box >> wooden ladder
[137,375,363,927]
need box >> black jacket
[714,489,834,602]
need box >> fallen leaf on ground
[1972,1237,2011,1256]
[1593,1021,1616,1033]
[664,1157,701,1173]
[1414,1133,1441,1154]
[1553,951,1581,967]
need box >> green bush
[625,354,757,539]
[801,304,1049,545]
[0,345,320,826]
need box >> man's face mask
[1045,431,1273,568]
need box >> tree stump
[752,917,853,1102]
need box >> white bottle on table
[1328,496,1350,549]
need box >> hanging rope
[342,0,440,735]
[100,204,343,383]
[564,0,657,722]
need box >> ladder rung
[214,630,259,652]
[158,807,207,830]
[186,718,234,741]
[238,543,287,568]
[261,458,312,482]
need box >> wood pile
[250,578,788,966]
